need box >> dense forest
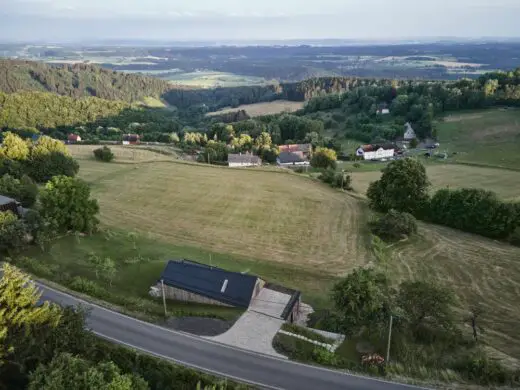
[1,61,520,149]
[0,60,171,102]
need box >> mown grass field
[349,163,520,201]
[436,108,520,169]
[44,146,520,363]
[207,100,305,118]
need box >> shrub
[370,210,418,242]
[428,188,519,239]
[93,146,115,162]
[26,152,79,183]
[311,147,337,169]
[306,309,340,332]
[68,276,107,297]
[319,169,352,190]
[0,211,28,255]
[452,352,519,386]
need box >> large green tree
[28,353,149,390]
[397,281,456,342]
[332,268,390,336]
[0,264,61,363]
[0,132,30,161]
[367,158,430,214]
[0,174,38,207]
[0,211,27,255]
[311,147,337,169]
[38,176,99,234]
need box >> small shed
[278,144,312,159]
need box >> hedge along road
[37,281,428,390]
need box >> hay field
[389,223,520,363]
[208,100,305,118]
[437,108,520,169]
[68,145,179,163]
[349,164,520,201]
[77,158,368,274]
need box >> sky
[1,0,520,43]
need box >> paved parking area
[205,287,293,357]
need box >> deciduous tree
[38,176,99,234]
[311,147,337,169]
[367,158,430,215]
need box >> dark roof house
[277,151,307,164]
[158,259,259,308]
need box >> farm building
[150,259,303,322]
[277,151,310,167]
[356,144,397,161]
[122,134,140,145]
[67,134,82,143]
[278,144,312,159]
[228,153,262,168]
[151,259,265,308]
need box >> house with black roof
[151,259,265,308]
[276,151,310,167]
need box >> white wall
[228,162,261,167]
[363,148,394,160]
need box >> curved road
[38,282,427,390]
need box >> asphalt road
[38,282,427,390]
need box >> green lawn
[437,108,520,169]
[21,229,338,319]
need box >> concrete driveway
[205,287,293,357]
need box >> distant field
[74,155,368,275]
[349,163,520,200]
[436,108,520,169]
[68,145,178,164]
[208,100,305,118]
[164,71,269,88]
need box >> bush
[68,276,107,297]
[370,210,418,242]
[0,211,28,255]
[319,169,352,190]
[311,147,337,169]
[452,352,520,386]
[26,152,79,183]
[428,188,519,239]
[306,309,341,332]
[93,146,115,162]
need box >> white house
[404,122,416,141]
[228,153,262,168]
[356,145,395,161]
[377,108,390,115]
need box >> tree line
[367,158,520,244]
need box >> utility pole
[160,279,168,317]
[341,169,345,190]
[209,253,212,268]
[386,314,393,363]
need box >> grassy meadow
[24,145,519,364]
[436,108,520,169]
[207,100,305,118]
[349,163,520,201]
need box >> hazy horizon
[2,0,520,43]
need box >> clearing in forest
[207,100,305,118]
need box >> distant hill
[0,59,171,103]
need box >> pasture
[58,146,520,362]
[207,100,305,118]
[436,108,520,169]
[349,163,520,201]
[164,71,269,88]
[72,154,368,275]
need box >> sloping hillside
[0,59,171,103]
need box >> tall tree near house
[0,132,30,161]
[311,147,337,169]
[38,176,99,234]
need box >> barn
[356,144,396,160]
[151,259,265,308]
[228,153,262,168]
[122,134,140,145]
